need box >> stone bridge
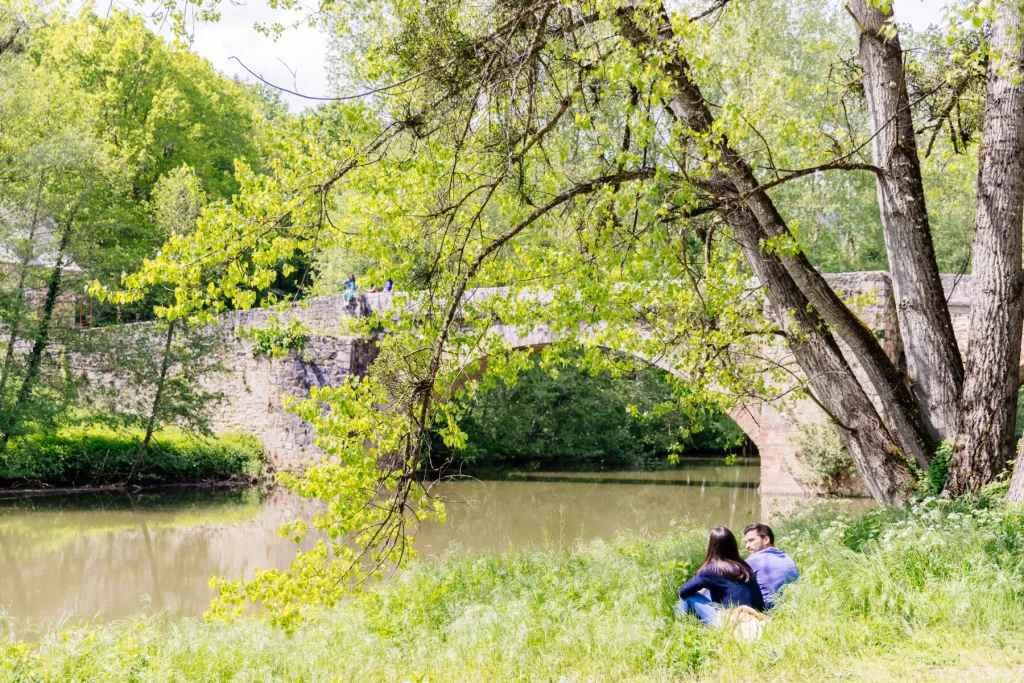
[205,271,981,498]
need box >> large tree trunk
[1010,435,1024,502]
[952,2,1024,497]
[726,163,933,469]
[616,4,932,472]
[722,201,914,503]
[848,1,964,442]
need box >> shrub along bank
[2,491,1024,681]
[0,427,264,487]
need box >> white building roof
[0,209,83,274]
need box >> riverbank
[0,427,264,489]
[2,490,1022,681]
[0,478,258,498]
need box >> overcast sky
[132,0,950,112]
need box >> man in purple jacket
[744,523,799,609]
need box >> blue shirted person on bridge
[343,273,357,301]
[743,523,799,609]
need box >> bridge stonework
[205,272,977,497]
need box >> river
[0,459,761,625]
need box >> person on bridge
[744,523,799,609]
[676,526,765,626]
[343,273,357,301]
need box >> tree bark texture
[848,0,965,443]
[726,151,933,469]
[616,4,932,473]
[722,201,914,503]
[952,2,1024,497]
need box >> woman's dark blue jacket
[678,567,766,611]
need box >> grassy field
[2,492,1023,681]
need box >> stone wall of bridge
[198,272,979,497]
[195,297,384,474]
[206,330,378,474]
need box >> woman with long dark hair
[675,526,765,625]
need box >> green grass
[2,495,1024,681]
[0,426,264,487]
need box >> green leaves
[241,316,310,358]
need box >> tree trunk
[0,238,36,402]
[728,164,933,469]
[0,176,47,403]
[722,201,914,503]
[952,2,1024,497]
[616,4,932,472]
[0,217,72,454]
[0,17,24,58]
[1010,436,1024,502]
[0,320,24,405]
[126,320,177,485]
[848,1,964,442]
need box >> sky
[130,0,951,112]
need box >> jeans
[675,592,718,626]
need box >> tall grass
[3,496,1024,681]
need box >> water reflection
[0,489,301,623]
[420,461,760,554]
[0,461,761,624]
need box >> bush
[793,420,856,493]
[0,427,264,487]
[3,499,1024,681]
[920,439,953,496]
[241,316,309,358]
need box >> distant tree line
[0,7,286,482]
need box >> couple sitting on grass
[675,523,798,626]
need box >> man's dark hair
[744,523,774,545]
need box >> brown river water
[0,460,765,625]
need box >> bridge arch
[199,272,941,499]
[456,322,763,455]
